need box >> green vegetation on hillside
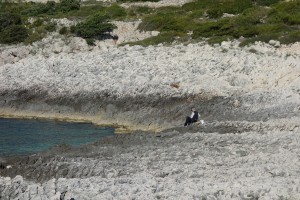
[0,0,127,44]
[128,0,300,46]
[0,0,300,46]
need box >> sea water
[0,118,115,156]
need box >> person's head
[191,107,195,112]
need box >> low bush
[192,19,234,38]
[239,33,280,46]
[21,0,80,17]
[256,23,291,35]
[105,4,127,19]
[0,12,28,44]
[124,31,184,46]
[236,7,269,26]
[181,0,218,11]
[267,0,300,25]
[279,30,300,44]
[72,12,115,38]
[85,38,95,45]
[21,1,57,16]
[187,10,204,18]
[32,18,45,27]
[0,12,22,31]
[207,0,253,18]
[207,7,224,18]
[0,25,28,44]
[255,0,281,6]
[44,22,56,32]
[127,6,153,18]
[59,0,80,12]
[0,2,33,14]
[59,26,68,34]
[207,35,233,44]
[24,22,56,44]
[138,13,191,32]
[25,31,44,44]
[117,0,159,3]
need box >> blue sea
[0,118,115,156]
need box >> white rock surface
[121,0,192,8]
[269,40,280,48]
[1,41,300,100]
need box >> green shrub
[0,12,28,44]
[117,0,159,3]
[57,4,104,18]
[0,25,28,44]
[268,10,300,25]
[207,0,253,18]
[72,12,115,38]
[233,26,258,38]
[57,3,127,20]
[70,25,76,33]
[134,6,153,14]
[239,33,280,46]
[207,7,224,18]
[138,13,190,32]
[25,31,44,44]
[127,6,153,18]
[105,4,127,19]
[59,0,80,12]
[0,12,22,31]
[59,26,68,34]
[182,0,217,11]
[267,0,300,25]
[22,1,57,16]
[256,23,291,35]
[192,19,234,38]
[85,38,95,45]
[124,31,183,46]
[207,35,233,44]
[236,7,269,26]
[21,0,80,17]
[44,22,56,32]
[230,0,253,14]
[279,30,300,44]
[24,23,56,44]
[187,10,204,18]
[231,7,266,38]
[256,0,281,6]
[0,2,33,14]
[32,18,44,27]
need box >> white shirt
[190,111,200,119]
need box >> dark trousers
[184,116,195,126]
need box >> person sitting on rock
[184,107,200,126]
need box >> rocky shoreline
[2,128,300,199]
[1,40,300,199]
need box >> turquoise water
[0,118,115,156]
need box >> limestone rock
[269,40,281,48]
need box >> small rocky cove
[1,1,300,198]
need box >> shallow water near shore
[0,118,115,156]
